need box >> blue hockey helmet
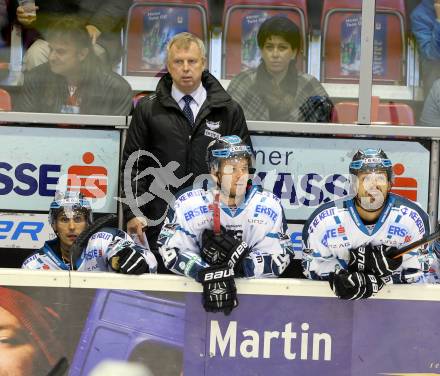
[206,135,254,172]
[349,148,393,182]
[48,191,93,225]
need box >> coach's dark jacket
[121,70,251,248]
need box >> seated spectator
[227,16,333,122]
[14,17,132,115]
[22,190,157,274]
[419,78,440,125]
[411,0,440,94]
[13,0,131,70]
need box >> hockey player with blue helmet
[158,135,294,314]
[302,148,438,300]
[22,191,157,274]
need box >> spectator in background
[0,287,65,376]
[227,16,333,122]
[14,17,132,115]
[121,32,251,272]
[13,0,130,70]
[411,0,440,94]
[419,78,440,125]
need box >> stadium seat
[331,98,415,125]
[123,0,209,76]
[222,0,308,79]
[0,88,11,111]
[133,91,149,108]
[321,0,406,84]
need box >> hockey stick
[213,192,221,235]
[388,225,440,259]
[69,214,117,269]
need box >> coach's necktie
[182,95,194,125]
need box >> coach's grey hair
[166,32,206,60]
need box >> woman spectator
[227,16,333,122]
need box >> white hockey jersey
[157,186,294,281]
[22,227,157,273]
[302,193,437,283]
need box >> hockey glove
[198,265,238,315]
[348,244,402,277]
[111,246,149,275]
[201,228,250,274]
[328,270,384,300]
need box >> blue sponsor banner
[184,293,440,375]
[252,136,429,221]
[1,280,440,375]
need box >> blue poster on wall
[340,14,387,77]
[241,11,270,71]
[142,7,189,70]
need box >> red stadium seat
[321,0,406,84]
[124,0,209,76]
[222,0,308,79]
[0,88,11,111]
[332,99,414,125]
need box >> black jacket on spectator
[121,70,251,249]
[12,0,131,64]
[14,62,132,115]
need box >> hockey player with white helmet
[158,135,294,314]
[22,190,157,274]
[302,148,438,300]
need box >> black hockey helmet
[206,135,254,173]
[349,148,393,182]
[48,190,93,225]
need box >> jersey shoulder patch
[390,194,429,236]
[175,189,212,222]
[260,189,281,203]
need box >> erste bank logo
[67,152,108,198]
[0,151,108,200]
[390,163,418,201]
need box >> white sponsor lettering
[209,320,332,361]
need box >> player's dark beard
[355,193,385,212]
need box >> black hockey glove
[201,228,250,274]
[348,244,402,277]
[111,247,149,275]
[198,265,238,315]
[328,270,384,300]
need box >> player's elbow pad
[241,252,290,278]
[159,246,179,271]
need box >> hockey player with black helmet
[158,135,294,314]
[22,190,158,274]
[302,148,438,300]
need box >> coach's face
[167,41,206,94]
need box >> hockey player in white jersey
[158,135,294,314]
[302,148,437,300]
[22,191,157,273]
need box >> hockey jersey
[302,193,437,283]
[22,227,158,272]
[157,186,294,281]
